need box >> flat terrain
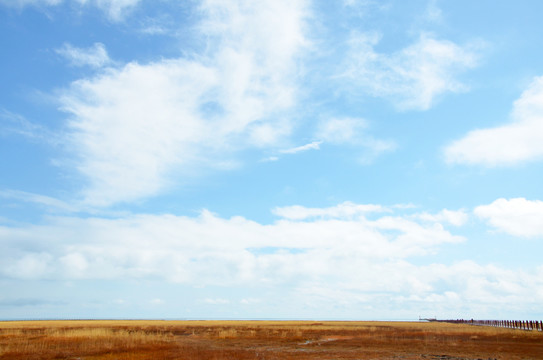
[1,320,542,359]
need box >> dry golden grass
[1,320,541,359]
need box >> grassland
[1,320,542,359]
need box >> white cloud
[0,203,462,284]
[259,156,279,162]
[272,201,389,220]
[315,117,396,161]
[2,203,542,313]
[58,0,310,207]
[56,42,110,68]
[92,0,140,21]
[415,209,469,227]
[0,0,62,6]
[0,0,140,21]
[267,118,395,163]
[316,117,368,144]
[0,109,58,144]
[61,60,216,206]
[424,0,443,23]
[279,141,322,154]
[475,198,543,237]
[445,76,543,166]
[341,33,480,110]
[0,190,76,212]
[240,298,260,305]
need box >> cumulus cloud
[0,0,140,21]
[61,60,217,206]
[0,204,468,314]
[59,0,310,207]
[56,42,110,68]
[475,198,543,237]
[2,203,542,313]
[445,76,543,166]
[341,32,480,110]
[0,204,462,283]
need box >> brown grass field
[1,320,542,359]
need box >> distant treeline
[435,319,543,331]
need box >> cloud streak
[279,141,322,154]
[0,190,76,213]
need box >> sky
[1,0,543,321]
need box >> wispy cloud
[340,32,481,110]
[424,0,443,24]
[259,156,279,163]
[93,0,140,21]
[272,201,389,220]
[316,117,368,145]
[0,190,76,213]
[0,298,65,307]
[0,0,141,21]
[445,76,543,166]
[414,209,469,227]
[315,117,396,163]
[0,0,62,6]
[204,298,230,305]
[265,118,395,163]
[56,42,111,68]
[0,110,58,144]
[279,141,322,154]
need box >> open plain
[0,320,541,359]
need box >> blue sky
[1,0,543,321]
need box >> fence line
[422,319,543,331]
